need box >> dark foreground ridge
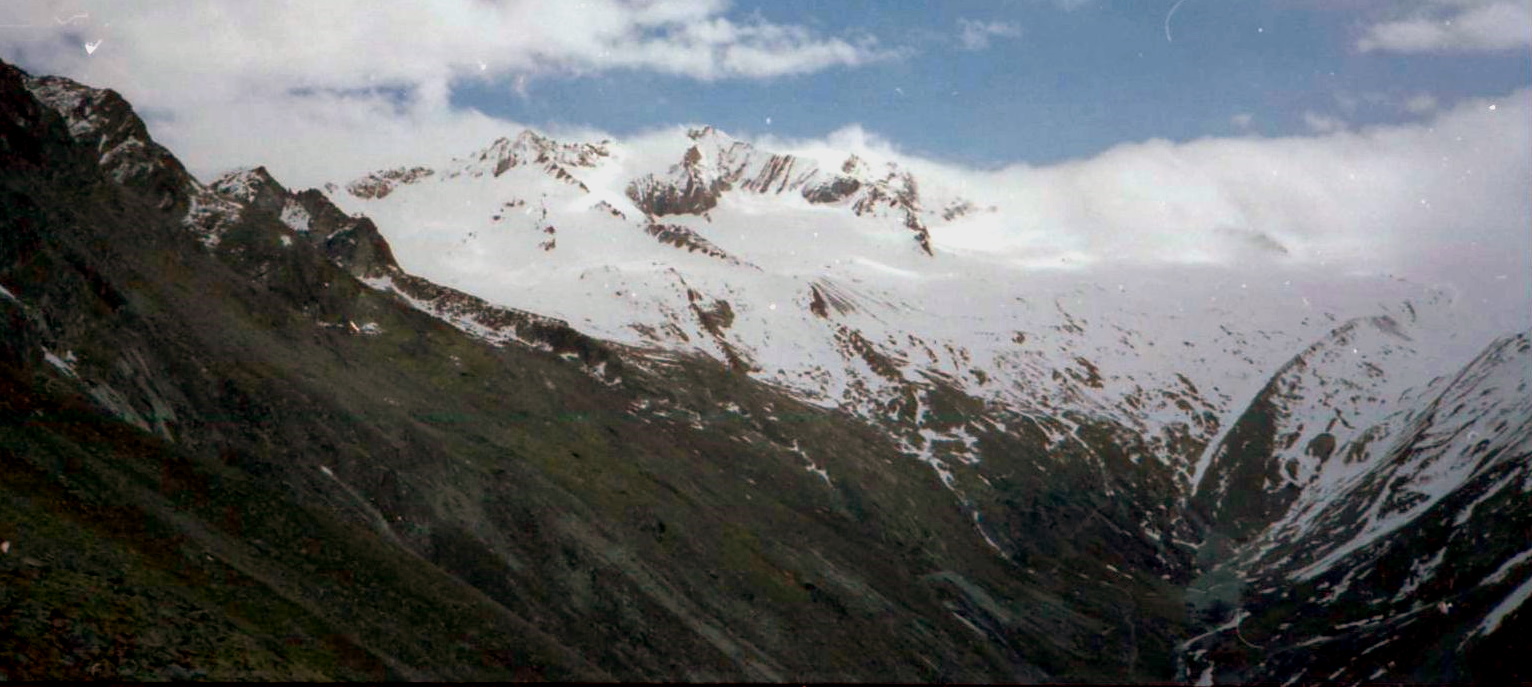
[1,59,1527,682]
[0,58,1157,682]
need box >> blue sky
[446,1,1531,166]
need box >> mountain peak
[451,128,611,181]
[686,124,720,141]
[514,128,549,147]
[346,165,435,200]
[841,154,867,175]
[211,166,288,213]
[24,74,197,215]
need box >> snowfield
[321,127,1512,494]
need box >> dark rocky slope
[1182,328,1531,683]
[1,60,1190,682]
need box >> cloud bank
[692,89,1528,327]
[957,19,1022,51]
[1358,0,1532,53]
[802,92,1527,327]
[1,0,893,184]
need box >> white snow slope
[322,126,1506,499]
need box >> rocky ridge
[1182,332,1531,683]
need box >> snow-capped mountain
[316,125,1530,681]
[1191,304,1473,541]
[321,125,1490,499]
[8,58,1528,682]
[1182,332,1532,683]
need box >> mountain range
[2,59,1527,682]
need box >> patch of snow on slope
[280,199,312,233]
[43,349,77,378]
[182,182,243,247]
[1393,548,1448,601]
[361,275,503,345]
[1482,548,1532,588]
[1474,575,1532,639]
[787,440,832,487]
[1277,333,1532,581]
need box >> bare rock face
[940,200,989,222]
[840,165,931,255]
[22,72,252,248]
[0,62,59,172]
[643,223,749,266]
[212,166,289,214]
[807,280,858,320]
[795,156,932,255]
[739,153,819,195]
[25,75,197,216]
[203,165,403,280]
[624,133,936,255]
[454,129,608,190]
[802,176,863,204]
[627,169,729,217]
[627,146,731,217]
[346,166,434,200]
[626,127,755,217]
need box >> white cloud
[737,93,1529,309]
[1333,91,1381,115]
[1332,90,1446,118]
[9,0,896,86]
[0,0,895,185]
[1230,113,1255,130]
[1404,93,1439,113]
[1358,0,1532,53]
[1302,111,1347,133]
[1032,0,1095,10]
[898,90,1530,325]
[957,19,1022,51]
